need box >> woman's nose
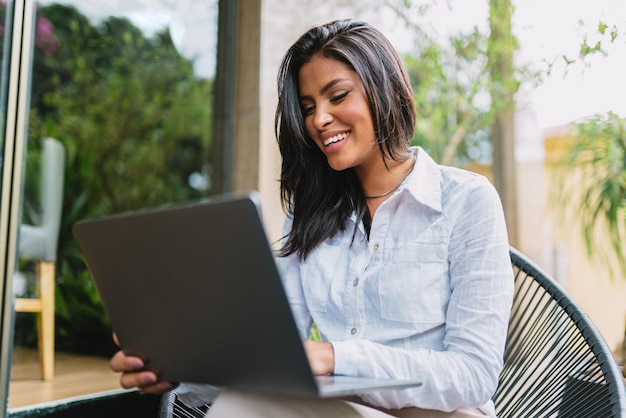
[313,106,333,130]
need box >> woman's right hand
[110,333,177,394]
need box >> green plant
[404,28,499,166]
[17,3,214,355]
[554,112,626,279]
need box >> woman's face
[298,55,379,173]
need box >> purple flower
[0,1,59,57]
[35,16,59,57]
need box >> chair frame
[14,137,65,381]
[494,247,626,417]
[14,261,55,380]
[159,248,626,417]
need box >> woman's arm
[276,215,315,341]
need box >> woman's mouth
[323,131,350,146]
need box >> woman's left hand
[303,340,335,375]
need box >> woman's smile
[322,130,350,147]
[298,55,379,172]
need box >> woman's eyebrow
[300,78,349,101]
[320,78,349,95]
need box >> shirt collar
[348,146,443,229]
[401,146,443,213]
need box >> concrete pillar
[212,0,262,194]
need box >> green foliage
[547,19,625,279]
[404,27,497,166]
[18,3,213,355]
[554,112,626,279]
[544,19,620,76]
[389,0,523,167]
[309,324,321,342]
[577,21,618,62]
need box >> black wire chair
[159,390,210,418]
[159,248,626,417]
[494,247,626,417]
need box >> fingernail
[130,359,144,370]
[143,374,156,385]
[159,382,173,392]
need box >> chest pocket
[300,240,345,313]
[378,242,448,324]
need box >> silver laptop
[72,191,422,398]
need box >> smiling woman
[108,18,514,418]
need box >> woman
[111,19,513,417]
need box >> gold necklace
[365,158,416,199]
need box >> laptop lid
[73,191,421,398]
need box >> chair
[493,247,626,417]
[159,391,210,418]
[158,248,626,417]
[14,137,66,381]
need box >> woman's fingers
[303,340,335,375]
[110,349,144,373]
[118,368,176,393]
[110,349,177,394]
[119,370,175,393]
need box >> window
[1,0,219,410]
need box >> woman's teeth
[323,132,349,146]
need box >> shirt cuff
[331,340,363,376]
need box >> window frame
[0,0,37,412]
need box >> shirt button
[373,243,379,251]
[351,327,358,335]
[353,278,359,286]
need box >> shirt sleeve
[332,175,514,412]
[275,214,314,341]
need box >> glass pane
[9,0,217,408]
[0,1,12,186]
[1,0,28,411]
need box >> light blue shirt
[277,147,514,415]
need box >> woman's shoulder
[440,164,489,186]
[428,160,500,210]
[413,147,492,191]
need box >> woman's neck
[357,152,416,220]
[358,153,415,200]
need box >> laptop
[72,191,422,398]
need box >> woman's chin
[326,158,352,172]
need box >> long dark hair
[275,19,416,260]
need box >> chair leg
[37,261,55,381]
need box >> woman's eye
[330,91,348,102]
[301,104,314,116]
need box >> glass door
[1,0,37,412]
[2,0,218,412]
